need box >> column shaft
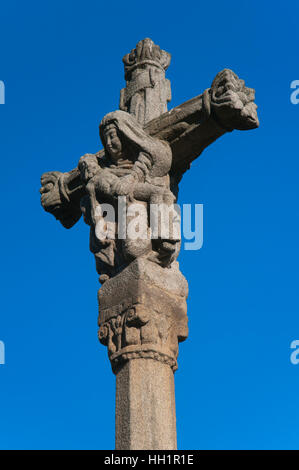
[115,358,177,450]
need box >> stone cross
[40,38,259,450]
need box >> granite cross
[40,38,259,449]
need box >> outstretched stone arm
[40,69,259,227]
[147,68,259,177]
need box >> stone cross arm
[40,68,259,228]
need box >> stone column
[115,359,177,450]
[98,258,188,450]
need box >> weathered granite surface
[98,259,188,374]
[116,359,177,449]
[40,38,259,450]
[120,37,171,126]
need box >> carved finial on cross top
[120,38,172,126]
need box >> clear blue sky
[0,0,299,450]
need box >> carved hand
[40,171,64,211]
[210,69,259,131]
[40,170,82,228]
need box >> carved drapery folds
[78,110,181,281]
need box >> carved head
[78,154,99,183]
[99,110,169,166]
[102,123,123,162]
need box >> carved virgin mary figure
[78,110,180,283]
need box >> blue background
[0,0,298,450]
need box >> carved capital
[97,258,188,373]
